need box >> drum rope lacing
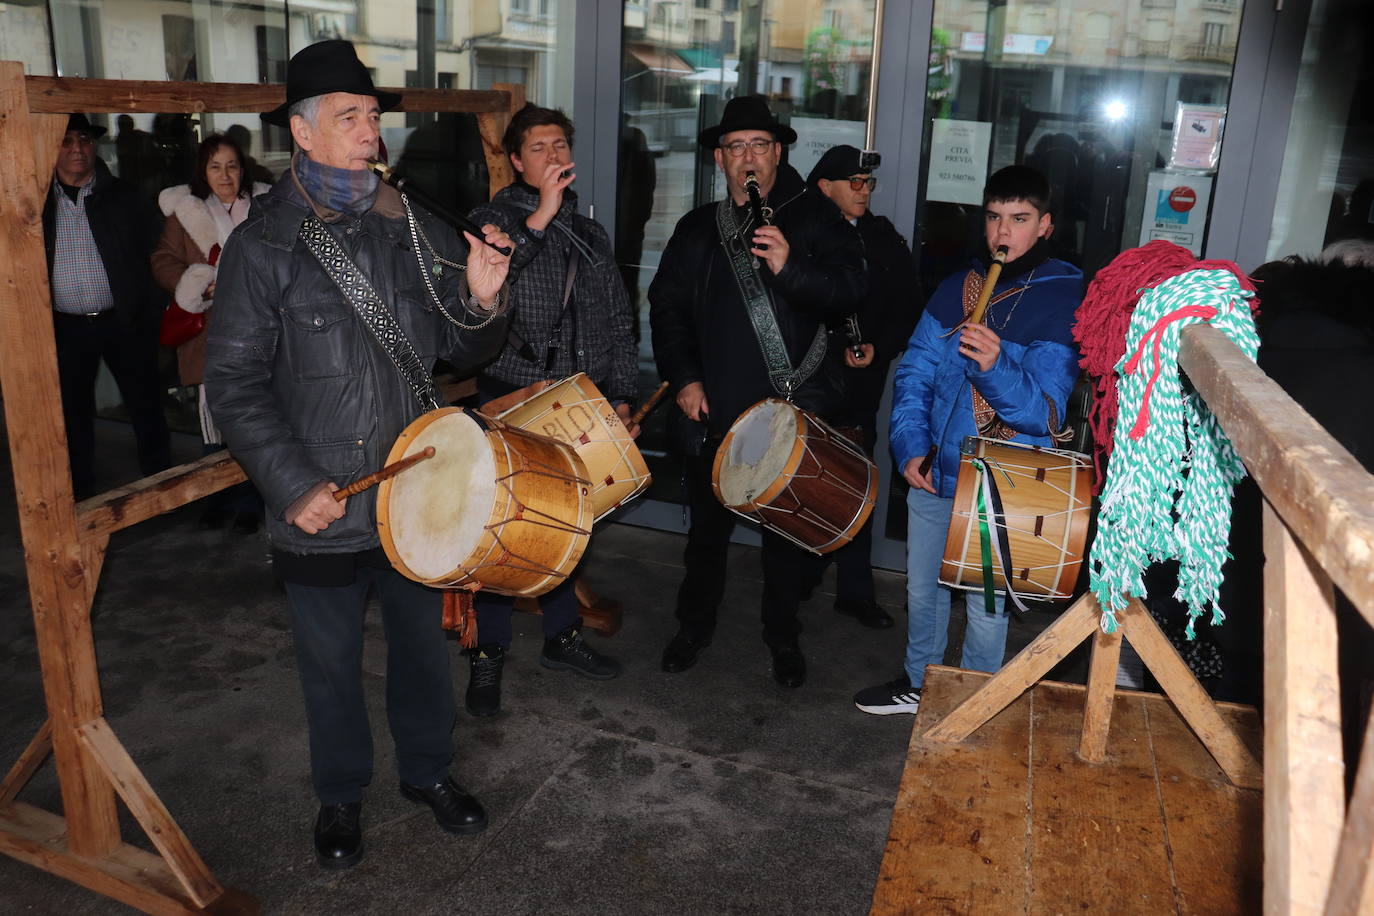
[401,193,505,331]
[1088,267,1259,636]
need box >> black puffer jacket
[42,157,162,329]
[205,176,511,554]
[649,164,866,436]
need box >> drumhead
[717,399,798,508]
[382,410,496,582]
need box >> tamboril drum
[377,408,592,597]
[941,437,1092,602]
[712,398,877,555]
[497,373,651,522]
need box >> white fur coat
[157,182,271,313]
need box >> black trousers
[284,566,456,805]
[674,444,823,647]
[53,311,170,499]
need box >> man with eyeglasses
[806,144,923,631]
[649,96,866,689]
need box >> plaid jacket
[470,183,638,403]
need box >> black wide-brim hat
[66,113,107,139]
[698,95,797,150]
[807,144,872,186]
[262,39,402,127]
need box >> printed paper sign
[926,119,991,206]
[1138,170,1214,255]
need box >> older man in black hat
[205,40,514,869]
[649,96,865,688]
[43,113,170,500]
[805,144,923,630]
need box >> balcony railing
[1200,0,1239,12]
[1137,39,1172,58]
[1184,42,1234,64]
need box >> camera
[858,149,882,171]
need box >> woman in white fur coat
[152,132,271,529]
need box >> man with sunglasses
[807,144,923,631]
[650,96,866,688]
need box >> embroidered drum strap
[961,269,1019,441]
[716,199,826,400]
[300,216,443,412]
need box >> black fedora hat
[807,144,873,186]
[698,95,797,150]
[262,40,402,127]
[65,113,107,139]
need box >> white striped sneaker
[853,677,922,715]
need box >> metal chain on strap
[715,198,826,400]
[400,193,503,332]
[299,216,443,412]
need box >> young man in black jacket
[43,113,170,499]
[649,96,866,688]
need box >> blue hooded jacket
[889,250,1082,497]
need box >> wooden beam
[479,81,525,197]
[0,59,121,860]
[77,719,225,908]
[1078,625,1122,762]
[1263,500,1344,916]
[26,76,509,115]
[0,801,257,915]
[77,454,247,541]
[1323,705,1374,915]
[1116,599,1262,790]
[0,720,52,806]
[924,592,1102,743]
[1180,323,1374,627]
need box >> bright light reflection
[1103,100,1129,121]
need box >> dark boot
[314,802,363,869]
[465,644,505,717]
[541,620,621,679]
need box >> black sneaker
[853,677,922,715]
[541,620,621,680]
[465,645,505,717]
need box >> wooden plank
[1323,706,1374,915]
[871,668,1033,915]
[479,81,524,198]
[1117,599,1262,789]
[0,720,52,806]
[0,801,257,915]
[1027,684,1178,914]
[77,454,247,541]
[0,60,121,860]
[924,592,1101,743]
[1180,323,1374,627]
[77,719,225,908]
[1079,625,1123,762]
[1149,690,1263,915]
[29,111,64,200]
[1263,500,1344,916]
[26,76,508,115]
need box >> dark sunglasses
[842,176,877,191]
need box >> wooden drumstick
[916,445,938,477]
[333,446,436,501]
[628,381,671,426]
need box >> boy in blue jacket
[853,165,1082,715]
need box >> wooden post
[1323,705,1374,915]
[480,82,525,197]
[1078,625,1122,762]
[1263,500,1344,916]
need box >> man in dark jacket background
[204,40,513,871]
[649,96,866,688]
[43,113,170,500]
[807,144,924,631]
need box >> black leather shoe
[661,629,711,673]
[400,775,488,835]
[834,598,895,629]
[314,802,363,870]
[769,642,807,688]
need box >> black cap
[697,95,797,150]
[65,113,107,139]
[262,40,402,127]
[806,144,871,186]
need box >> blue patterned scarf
[292,151,379,219]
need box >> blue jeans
[905,487,1008,687]
[285,568,455,804]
